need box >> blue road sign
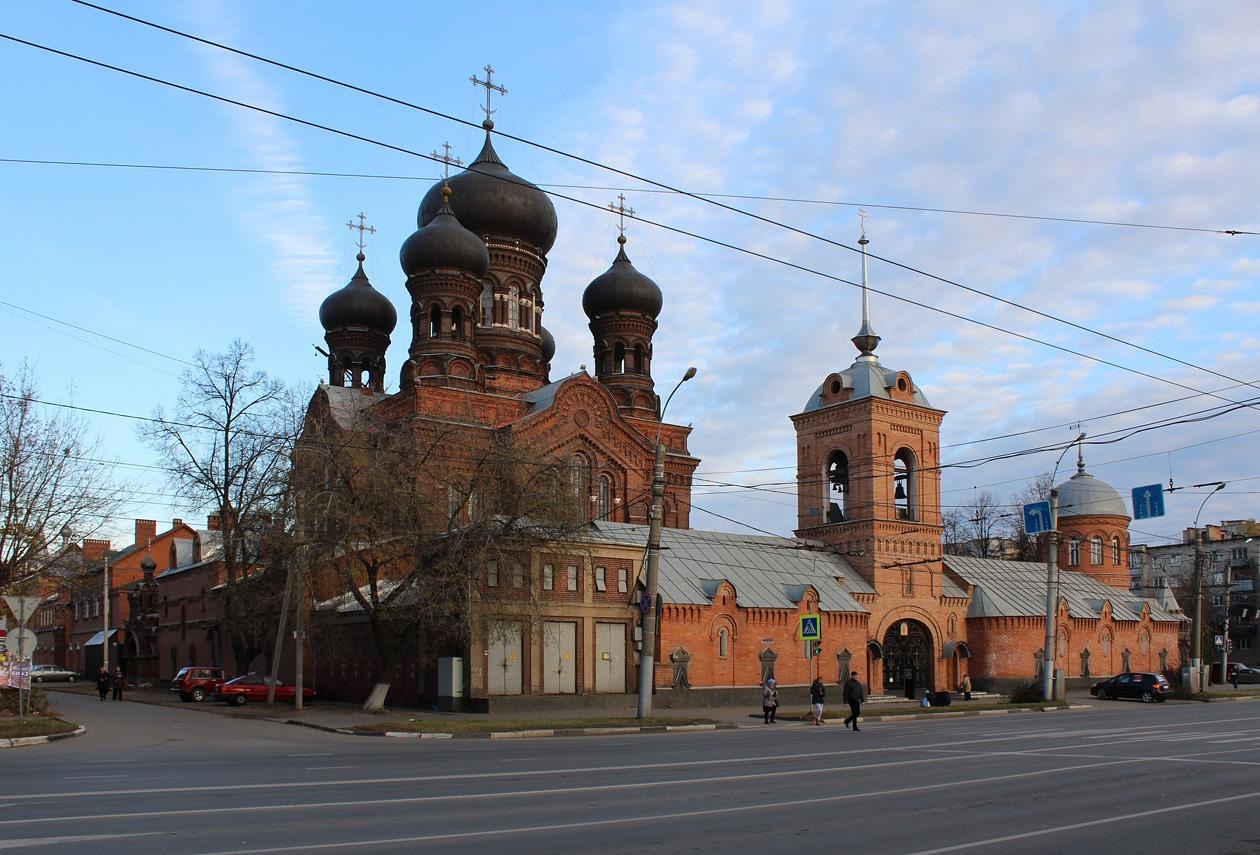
[1023,501,1052,535]
[799,615,821,640]
[1132,484,1165,520]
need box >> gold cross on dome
[608,193,635,237]
[431,141,463,181]
[346,212,376,253]
[470,64,507,121]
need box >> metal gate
[487,620,522,696]
[883,620,933,697]
[542,621,576,694]
[594,622,625,693]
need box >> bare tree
[948,490,1005,558]
[295,396,587,711]
[941,508,969,555]
[140,341,299,671]
[0,361,129,593]
[1005,474,1055,561]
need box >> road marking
[190,759,1133,853]
[63,775,127,780]
[903,789,1260,854]
[306,766,357,771]
[0,832,160,850]
[287,753,332,757]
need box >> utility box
[1054,668,1066,701]
[438,656,464,711]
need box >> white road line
[287,753,333,757]
[63,775,127,780]
[903,789,1260,854]
[191,759,1134,854]
[306,766,357,771]
[0,832,160,850]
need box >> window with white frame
[1069,539,1081,566]
[617,567,628,593]
[1232,547,1248,561]
[1091,536,1103,565]
[543,564,554,591]
[566,565,578,592]
[1111,537,1121,565]
[486,561,499,587]
[595,566,607,592]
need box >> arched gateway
[883,619,933,698]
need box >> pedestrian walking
[762,678,779,724]
[809,677,826,725]
[842,671,866,731]
[1231,668,1239,691]
[96,667,111,701]
[110,667,125,701]
[920,689,932,708]
[960,673,972,702]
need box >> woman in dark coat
[110,667,124,701]
[96,667,111,701]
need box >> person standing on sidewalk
[96,667,111,701]
[960,673,972,701]
[843,671,866,731]
[110,667,125,701]
[809,677,826,725]
[762,679,779,723]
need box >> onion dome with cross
[319,252,398,336]
[400,185,490,277]
[582,197,663,319]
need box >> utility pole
[637,367,696,720]
[1189,482,1226,689]
[294,557,305,712]
[1041,490,1059,701]
[102,556,110,674]
[1221,559,1232,685]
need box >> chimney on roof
[83,538,111,561]
[173,518,183,527]
[135,519,157,547]
[207,514,221,531]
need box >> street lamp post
[1223,537,1253,686]
[1190,482,1226,689]
[637,366,696,720]
[1041,433,1084,701]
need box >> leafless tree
[0,361,129,593]
[1005,474,1055,561]
[140,341,300,672]
[295,396,587,711]
[948,490,1006,558]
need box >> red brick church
[299,81,1182,704]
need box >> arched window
[450,307,464,340]
[826,450,848,523]
[480,283,493,326]
[634,344,645,375]
[429,305,442,338]
[1111,537,1121,566]
[1091,536,1104,565]
[518,291,531,331]
[596,475,612,520]
[1069,538,1081,567]
[718,628,729,658]
[894,448,916,521]
[613,343,626,374]
[568,453,591,509]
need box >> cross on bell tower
[608,193,636,238]
[470,64,507,126]
[346,212,376,254]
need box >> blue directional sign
[799,614,821,641]
[1132,484,1165,520]
[1023,501,1052,535]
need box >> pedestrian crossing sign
[799,614,821,640]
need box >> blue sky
[2,0,1258,549]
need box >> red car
[171,666,226,702]
[219,675,315,706]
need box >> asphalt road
[3,691,1259,853]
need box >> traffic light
[811,640,823,658]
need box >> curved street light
[1041,432,1085,701]
[1190,482,1227,679]
[637,367,697,719]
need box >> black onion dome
[582,237,663,319]
[140,554,157,572]
[319,254,398,334]
[417,122,558,254]
[400,187,490,277]
[540,326,556,363]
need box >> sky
[2,0,1259,551]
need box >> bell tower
[790,226,945,587]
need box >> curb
[1,724,85,750]
[1192,694,1259,704]
[285,720,735,740]
[856,704,1085,723]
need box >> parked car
[1233,665,1260,685]
[219,675,315,706]
[170,666,226,702]
[1091,672,1171,703]
[30,664,78,683]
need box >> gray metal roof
[520,372,582,413]
[320,384,387,429]
[801,354,932,412]
[1055,467,1128,518]
[945,555,1182,622]
[588,521,873,613]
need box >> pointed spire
[1076,432,1087,474]
[851,210,881,358]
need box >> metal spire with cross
[608,193,636,240]
[346,212,376,255]
[430,141,463,182]
[852,207,880,358]
[470,64,507,126]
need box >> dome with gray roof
[801,356,931,412]
[400,186,490,277]
[319,254,398,335]
[582,236,663,319]
[1055,464,1128,518]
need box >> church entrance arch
[883,619,933,698]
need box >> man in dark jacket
[96,667,111,701]
[809,677,826,725]
[110,667,125,701]
[843,671,867,731]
